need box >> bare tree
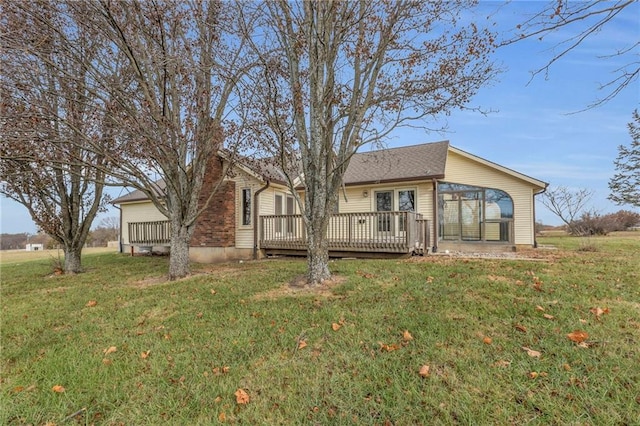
[242,0,497,285]
[501,0,637,109]
[540,185,595,234]
[609,109,640,208]
[76,0,254,279]
[0,2,110,273]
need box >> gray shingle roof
[111,180,166,204]
[342,140,449,185]
[112,141,451,204]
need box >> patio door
[440,191,482,241]
[375,191,393,234]
[275,194,295,236]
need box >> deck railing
[128,220,171,245]
[260,211,429,254]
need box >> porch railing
[128,220,171,245]
[260,211,430,254]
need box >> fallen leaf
[563,363,572,371]
[528,371,539,379]
[103,346,117,355]
[196,312,203,318]
[210,289,217,295]
[380,342,401,352]
[403,330,414,341]
[52,385,65,393]
[86,300,97,307]
[483,336,493,345]
[234,388,250,404]
[567,330,588,343]
[514,324,528,333]
[140,350,150,359]
[590,307,609,320]
[426,276,434,283]
[535,305,545,312]
[13,386,24,393]
[522,346,541,358]
[102,358,112,365]
[419,365,430,377]
[543,314,555,320]
[331,323,342,331]
[493,360,511,368]
[298,340,307,350]
[214,396,222,403]
[218,412,226,422]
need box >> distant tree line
[0,217,119,250]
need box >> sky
[1,1,638,233]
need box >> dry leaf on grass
[331,323,342,331]
[379,342,401,352]
[140,350,150,359]
[297,340,307,350]
[567,330,588,343]
[234,388,250,404]
[403,330,414,341]
[522,347,541,358]
[52,385,65,393]
[85,300,97,307]
[590,307,610,321]
[103,346,117,355]
[543,314,555,320]
[483,336,493,345]
[514,324,528,333]
[419,365,430,377]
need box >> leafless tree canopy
[540,185,595,234]
[501,0,638,109]
[1,1,110,273]
[241,0,498,285]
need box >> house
[25,243,44,251]
[112,141,548,262]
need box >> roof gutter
[253,179,270,260]
[532,185,548,248]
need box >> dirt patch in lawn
[251,274,347,301]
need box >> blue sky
[1,1,638,233]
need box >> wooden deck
[125,212,432,256]
[260,212,430,256]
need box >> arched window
[437,182,513,242]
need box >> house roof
[112,180,166,204]
[342,140,449,185]
[112,140,547,204]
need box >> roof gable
[448,146,547,190]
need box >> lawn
[1,234,638,424]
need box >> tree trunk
[63,246,82,274]
[306,219,331,286]
[169,220,193,280]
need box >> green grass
[1,234,639,425]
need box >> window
[438,182,513,242]
[242,188,251,226]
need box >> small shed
[26,243,44,251]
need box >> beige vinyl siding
[120,201,167,244]
[338,181,436,243]
[444,151,537,245]
[233,170,265,249]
